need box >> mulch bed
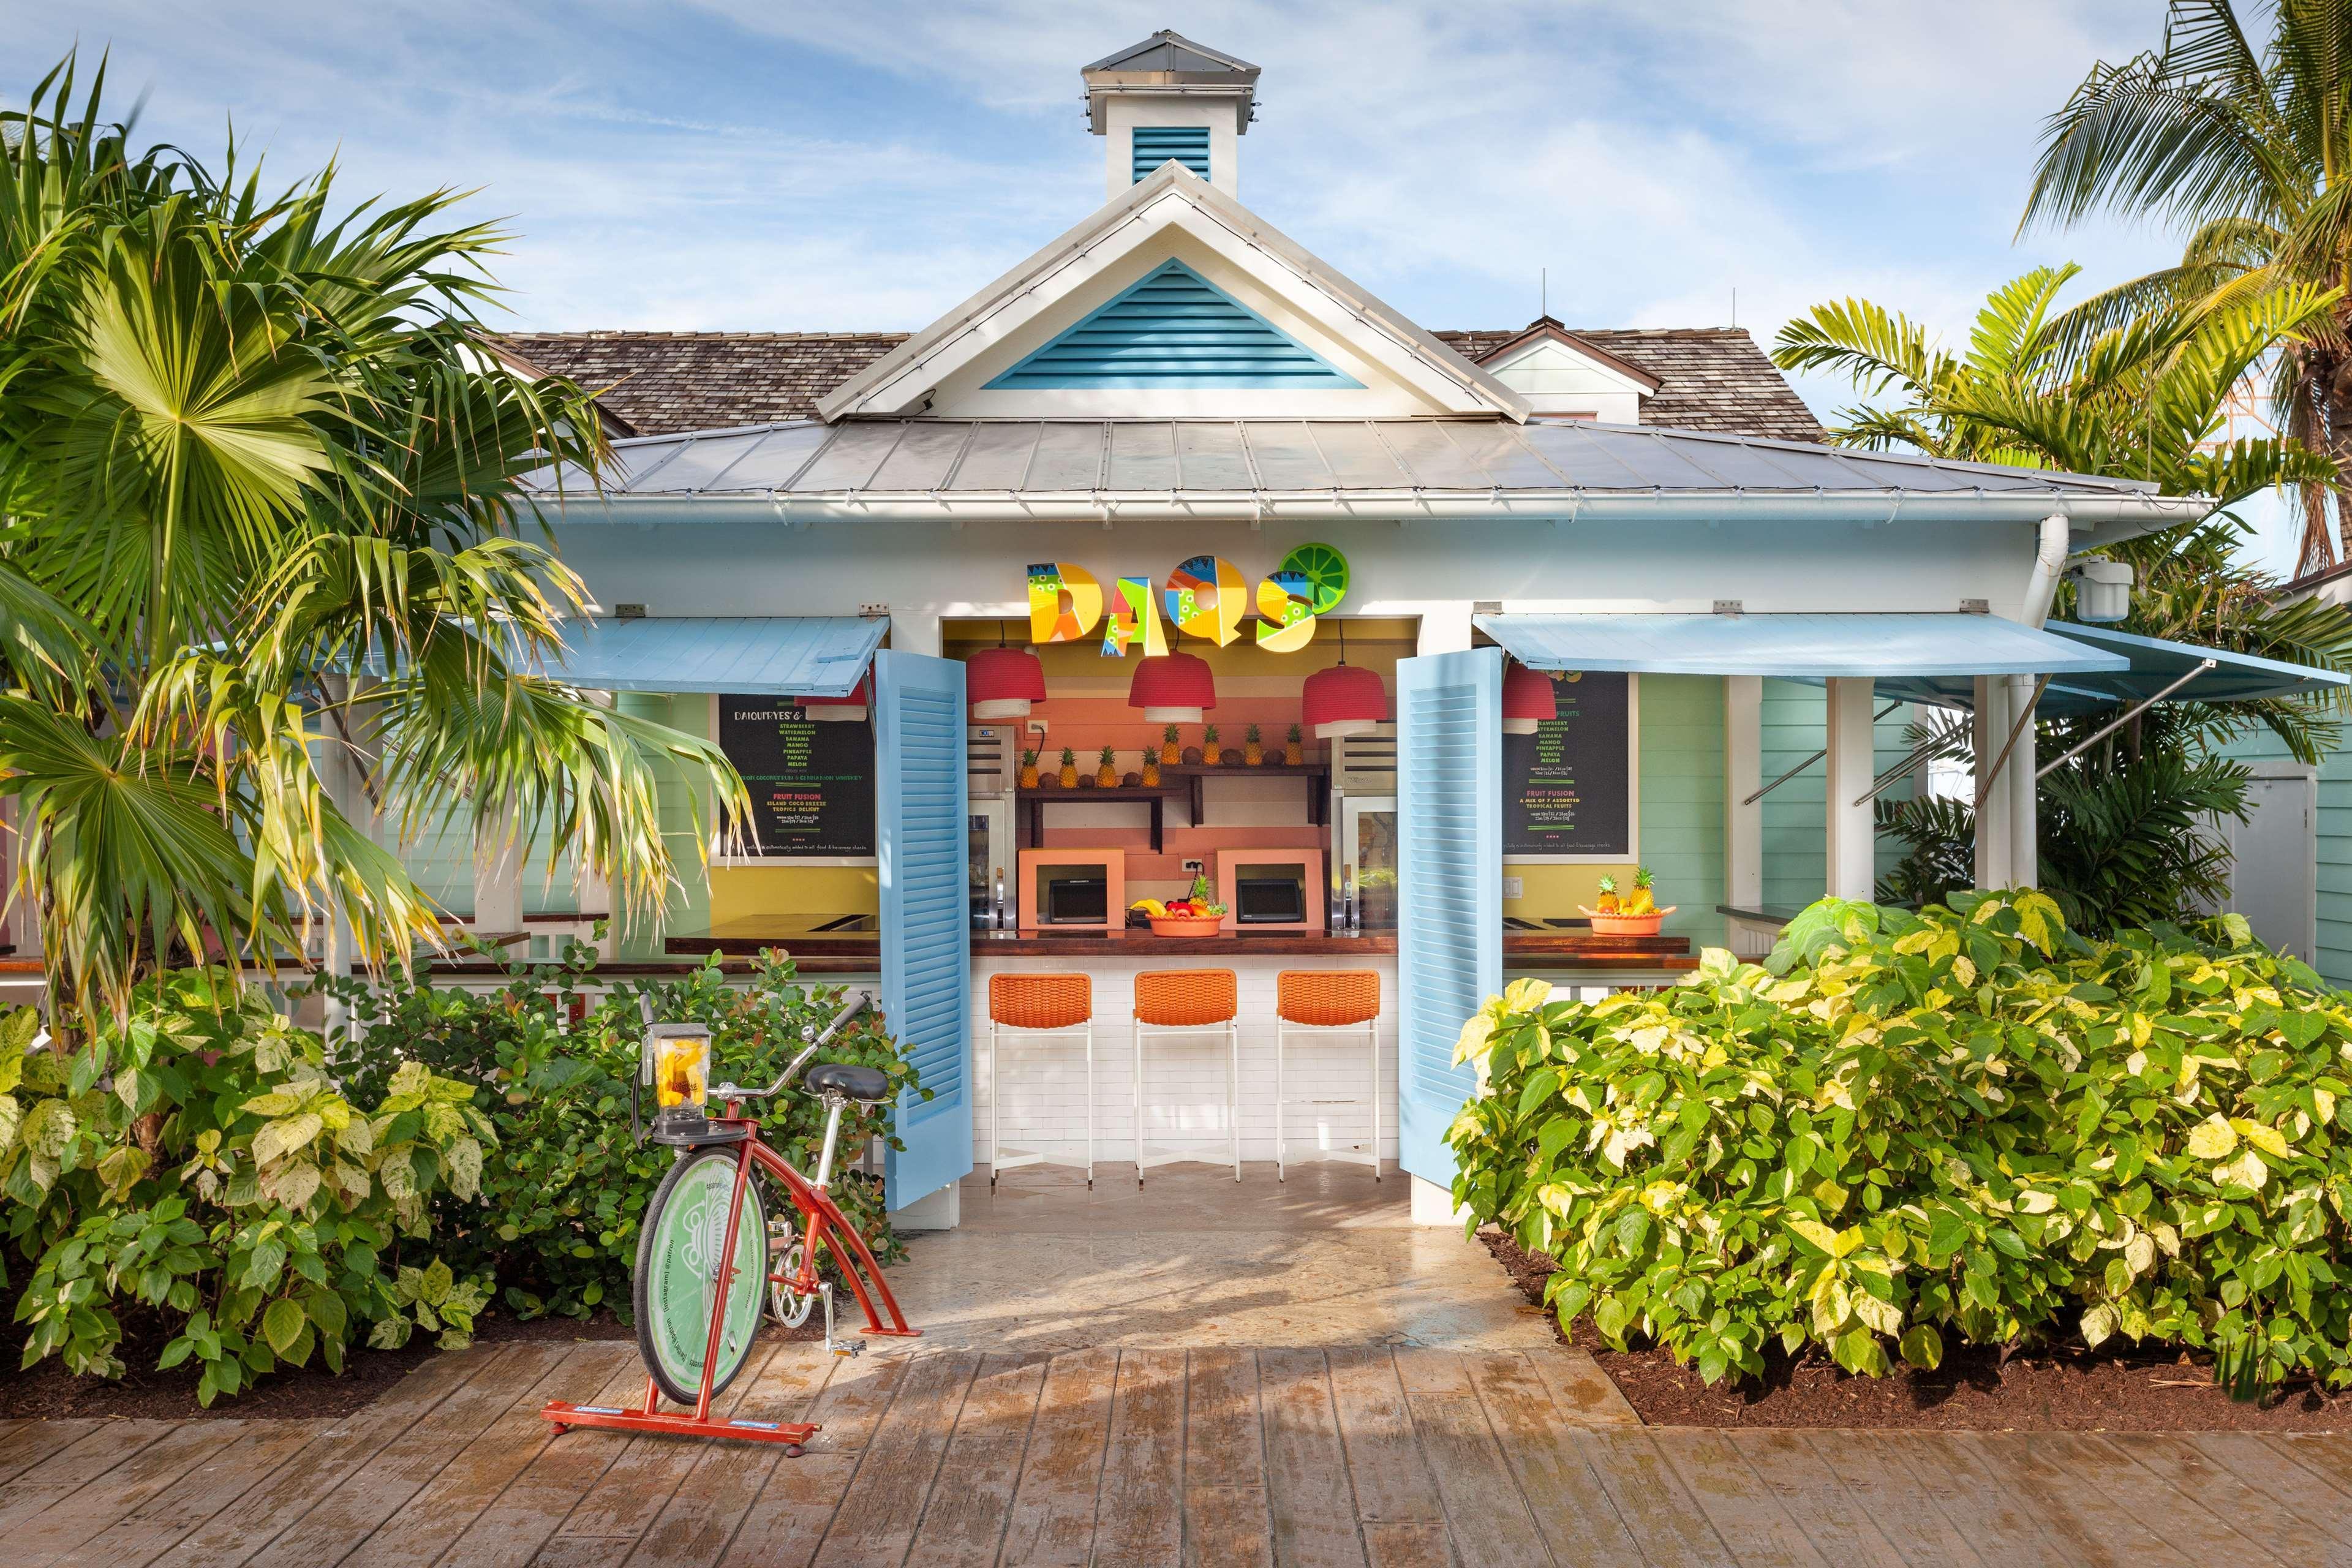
[0,1305,819,1422]
[1483,1229,2350,1430]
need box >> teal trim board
[984,260,1363,390]
[1132,126,1209,183]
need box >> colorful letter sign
[1027,561,1103,644]
[1102,575,1167,658]
[1027,545,1349,655]
[1164,555,1246,647]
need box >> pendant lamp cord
[1336,620,1349,666]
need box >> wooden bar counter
[658,925,1696,973]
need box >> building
[437,32,2328,1231]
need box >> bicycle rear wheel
[635,1147,768,1407]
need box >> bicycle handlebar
[709,990,873,1101]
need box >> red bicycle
[541,991,919,1451]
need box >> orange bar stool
[1273,970,1382,1181]
[1131,968,1242,1185]
[987,972,1095,1187]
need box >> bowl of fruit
[1580,867,1675,936]
[1131,876,1227,937]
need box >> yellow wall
[709,865,880,922]
[1502,862,1640,919]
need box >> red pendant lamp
[1502,660,1558,735]
[1127,649,1217,724]
[967,644,1046,720]
[1300,622,1388,740]
[796,673,869,723]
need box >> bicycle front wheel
[634,1147,768,1406]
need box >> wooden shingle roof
[497,323,1822,442]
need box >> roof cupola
[1082,31,1257,201]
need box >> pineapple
[1141,753,1161,787]
[1284,723,1303,766]
[1244,723,1264,766]
[1624,866,1657,916]
[1019,747,1039,790]
[1161,724,1183,765]
[1058,747,1078,788]
[1096,745,1119,788]
[1202,723,1220,755]
[1594,873,1621,914]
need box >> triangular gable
[1472,318,1660,393]
[982,260,1362,390]
[818,162,1528,423]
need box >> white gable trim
[816,164,1529,423]
[1480,334,1659,399]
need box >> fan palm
[2018,0,2352,575]
[0,57,748,1022]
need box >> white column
[1972,674,2009,889]
[472,804,524,937]
[1723,675,1762,910]
[2007,673,2040,889]
[1824,677,1877,901]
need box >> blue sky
[6,1,2297,570]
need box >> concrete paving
[883,1160,1561,1355]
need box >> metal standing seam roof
[1474,613,2134,679]
[529,418,2168,502]
[524,616,886,697]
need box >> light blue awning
[1474,612,2132,679]
[529,616,885,697]
[1874,621,2352,715]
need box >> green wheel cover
[636,1150,766,1404]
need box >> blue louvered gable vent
[1132,126,1210,183]
[984,260,1363,390]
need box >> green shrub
[322,945,924,1322]
[1450,891,2352,1393]
[2,974,491,1404]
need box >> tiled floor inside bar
[883,1161,1561,1356]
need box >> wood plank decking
[4,1339,2345,1567]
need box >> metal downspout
[2007,514,2071,888]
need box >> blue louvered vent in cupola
[1132,126,1210,183]
[984,260,1363,390]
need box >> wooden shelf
[1014,763,1335,850]
[1160,762,1329,829]
[1017,782,1182,851]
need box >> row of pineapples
[1592,867,1657,915]
[1019,723,1306,789]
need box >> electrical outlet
[1502,876,1524,899]
[1025,719,1048,734]
[1183,859,1204,875]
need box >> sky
[5,1,2297,570]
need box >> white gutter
[540,490,2209,532]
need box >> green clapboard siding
[1639,674,1726,950]
[1759,679,1917,910]
[391,803,475,918]
[619,690,710,959]
[2222,726,2351,986]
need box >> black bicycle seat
[805,1063,894,1104]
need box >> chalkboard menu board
[717,696,876,858]
[1502,671,1632,857]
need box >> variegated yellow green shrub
[1449,891,2352,1393]
[3,973,491,1404]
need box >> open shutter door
[1396,647,1502,1191]
[873,649,973,1210]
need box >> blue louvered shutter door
[1395,648,1502,1190]
[873,649,973,1210]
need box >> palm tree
[2018,0,2352,575]
[0,58,748,1022]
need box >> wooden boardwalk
[3,1339,2350,1566]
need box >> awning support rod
[1743,702,1901,805]
[1974,676,2051,809]
[1852,730,1957,808]
[2034,660,2215,779]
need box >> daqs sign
[1027,544,1351,657]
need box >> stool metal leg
[989,1019,1000,1188]
[1085,1019,1095,1188]
[1275,1019,1286,1182]
[1229,1019,1240,1181]
[1133,1014,1144,1186]
[1370,1016,1382,1181]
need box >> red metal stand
[541,1115,921,1450]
